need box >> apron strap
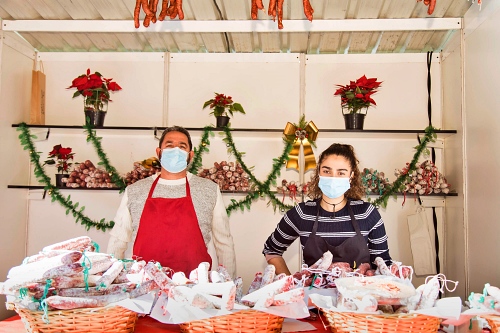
[312,200,321,236]
[184,176,191,197]
[347,201,363,237]
[147,176,161,199]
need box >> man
[107,126,236,277]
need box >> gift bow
[283,120,318,171]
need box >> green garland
[83,122,127,192]
[188,126,214,174]
[17,121,438,230]
[17,123,115,231]
[221,127,294,215]
[371,125,437,208]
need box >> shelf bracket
[418,196,445,208]
[29,128,50,141]
[417,134,444,149]
[27,189,48,200]
[153,127,160,141]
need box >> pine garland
[17,123,115,231]
[17,121,438,229]
[371,125,437,208]
[188,126,214,174]
[222,127,294,215]
[83,122,127,192]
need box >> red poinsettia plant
[203,93,245,117]
[43,144,75,174]
[67,68,122,111]
[334,75,382,114]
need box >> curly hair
[307,143,364,200]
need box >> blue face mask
[160,147,189,173]
[318,176,351,199]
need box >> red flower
[334,75,382,114]
[202,92,245,117]
[67,68,122,105]
[44,144,75,174]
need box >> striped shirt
[263,199,392,267]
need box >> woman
[262,143,392,275]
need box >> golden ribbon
[283,120,319,171]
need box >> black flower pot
[84,109,107,128]
[216,115,230,128]
[55,174,69,187]
[343,113,366,130]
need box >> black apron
[303,200,370,268]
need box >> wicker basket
[15,305,138,333]
[323,309,440,333]
[179,309,284,333]
[483,314,500,333]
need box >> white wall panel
[463,4,500,294]
[39,52,165,127]
[0,33,33,320]
[3,51,450,303]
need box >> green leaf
[202,100,212,109]
[232,103,245,114]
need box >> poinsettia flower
[203,92,245,117]
[48,144,62,156]
[107,81,122,91]
[334,75,382,113]
[43,144,75,174]
[67,68,122,105]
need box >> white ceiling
[0,0,474,54]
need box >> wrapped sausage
[247,272,263,294]
[271,288,305,306]
[144,262,173,292]
[197,262,210,284]
[45,293,130,310]
[57,282,136,297]
[129,280,159,298]
[42,236,92,252]
[192,281,236,310]
[260,265,276,287]
[216,265,233,282]
[43,262,83,279]
[241,275,293,304]
[8,252,82,279]
[96,261,124,290]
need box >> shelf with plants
[11,123,457,140]
[10,118,458,230]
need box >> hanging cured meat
[251,0,314,30]
[134,0,184,28]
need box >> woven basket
[15,305,138,333]
[483,314,500,333]
[323,309,440,333]
[179,309,284,333]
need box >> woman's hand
[267,257,291,276]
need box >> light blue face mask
[160,147,189,173]
[318,176,351,199]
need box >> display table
[0,314,329,332]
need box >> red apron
[133,176,212,275]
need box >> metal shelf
[12,123,457,138]
[7,185,458,197]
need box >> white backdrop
[17,51,446,291]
